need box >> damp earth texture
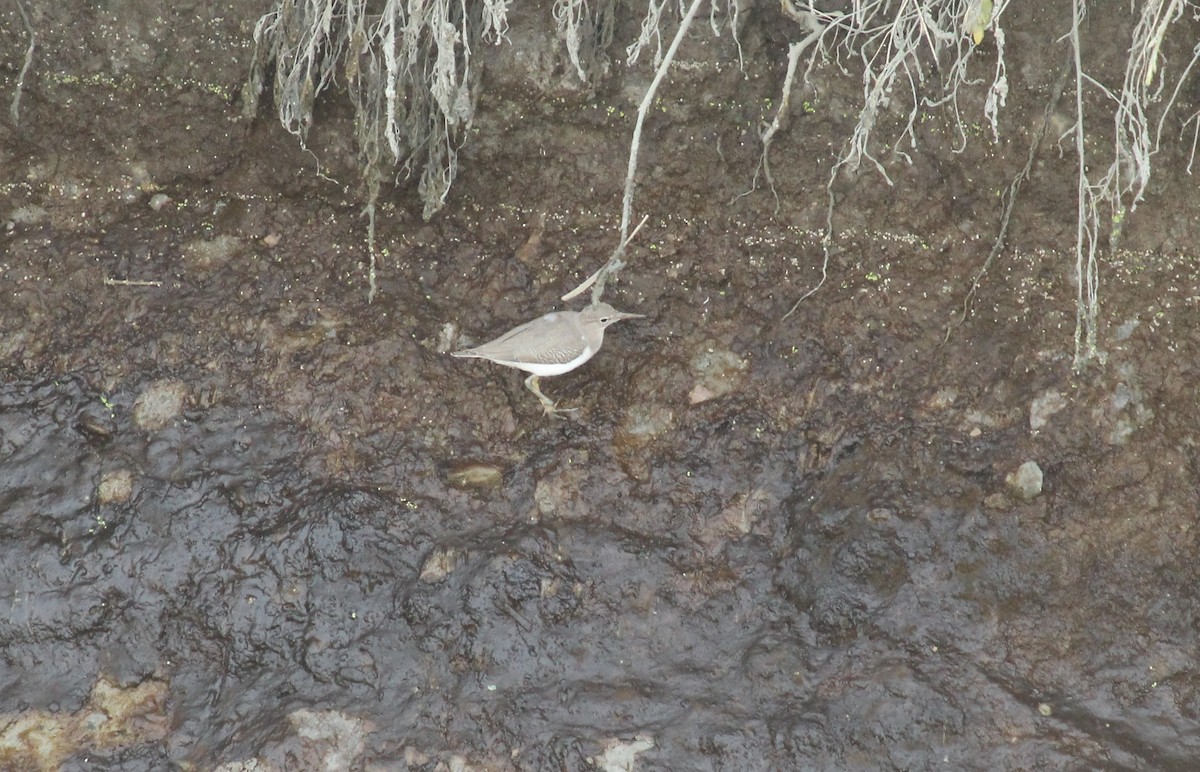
[2,1,1200,769]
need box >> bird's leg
[524,374,575,416]
[524,374,557,415]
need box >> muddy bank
[3,1,1200,769]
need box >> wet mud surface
[4,1,1200,769]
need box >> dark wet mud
[3,1,1200,769]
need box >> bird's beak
[615,311,645,321]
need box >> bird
[451,302,643,415]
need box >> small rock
[183,235,242,273]
[1030,390,1067,431]
[436,322,459,355]
[533,463,587,519]
[926,388,958,410]
[447,463,503,488]
[688,344,747,404]
[964,409,1002,430]
[132,379,186,430]
[88,677,170,746]
[694,490,768,555]
[419,547,459,582]
[599,736,655,772]
[618,402,675,442]
[8,204,50,226]
[286,709,371,770]
[614,403,676,480]
[1110,382,1137,411]
[983,492,1010,510]
[1006,460,1043,500]
[688,383,718,404]
[212,760,277,771]
[98,470,133,504]
[1113,318,1140,342]
[148,193,172,211]
[0,713,72,769]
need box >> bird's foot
[540,399,579,418]
[526,375,577,418]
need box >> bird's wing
[459,315,559,360]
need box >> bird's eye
[600,316,610,323]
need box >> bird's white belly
[497,346,595,377]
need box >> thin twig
[11,0,36,126]
[364,201,378,303]
[732,32,814,212]
[1070,0,1100,368]
[779,161,836,321]
[945,54,1072,342]
[104,277,163,287]
[584,0,705,306]
[561,214,648,302]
